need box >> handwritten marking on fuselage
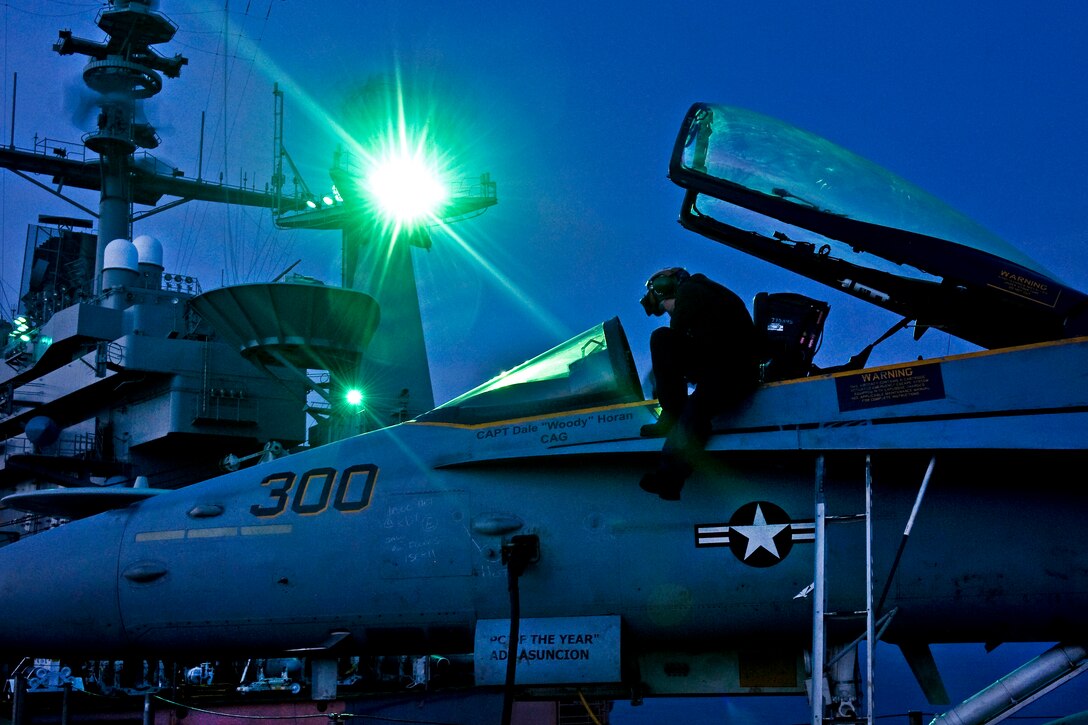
[476,412,634,444]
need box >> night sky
[3,1,1088,721]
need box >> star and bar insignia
[695,500,814,567]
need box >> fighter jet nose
[0,511,128,655]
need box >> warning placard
[989,268,1061,307]
[835,362,945,412]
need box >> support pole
[812,454,826,725]
[865,454,875,725]
[877,456,936,615]
[12,671,26,725]
[9,72,16,148]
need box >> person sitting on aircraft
[637,267,760,500]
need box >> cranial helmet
[640,267,690,316]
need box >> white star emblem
[730,504,789,560]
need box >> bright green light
[345,389,364,407]
[366,151,449,225]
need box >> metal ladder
[811,453,936,725]
[811,453,874,725]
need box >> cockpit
[668,103,1088,348]
[421,104,1088,427]
[415,318,643,425]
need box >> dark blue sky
[3,1,1088,721]
[4,1,1088,401]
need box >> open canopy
[417,318,642,425]
[668,103,1088,349]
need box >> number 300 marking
[250,464,378,518]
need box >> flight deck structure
[0,0,500,507]
[0,0,314,528]
[0,1,507,720]
[268,79,498,430]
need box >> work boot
[640,420,673,438]
[639,472,683,501]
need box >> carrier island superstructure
[0,0,504,720]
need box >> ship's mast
[52,0,188,294]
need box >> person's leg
[642,327,686,437]
[649,391,707,499]
[642,377,745,500]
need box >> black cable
[501,560,521,725]
[499,535,538,725]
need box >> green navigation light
[366,150,449,226]
[345,389,365,407]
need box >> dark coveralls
[646,274,759,496]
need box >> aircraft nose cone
[0,511,128,655]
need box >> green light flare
[345,389,364,407]
[365,150,450,226]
